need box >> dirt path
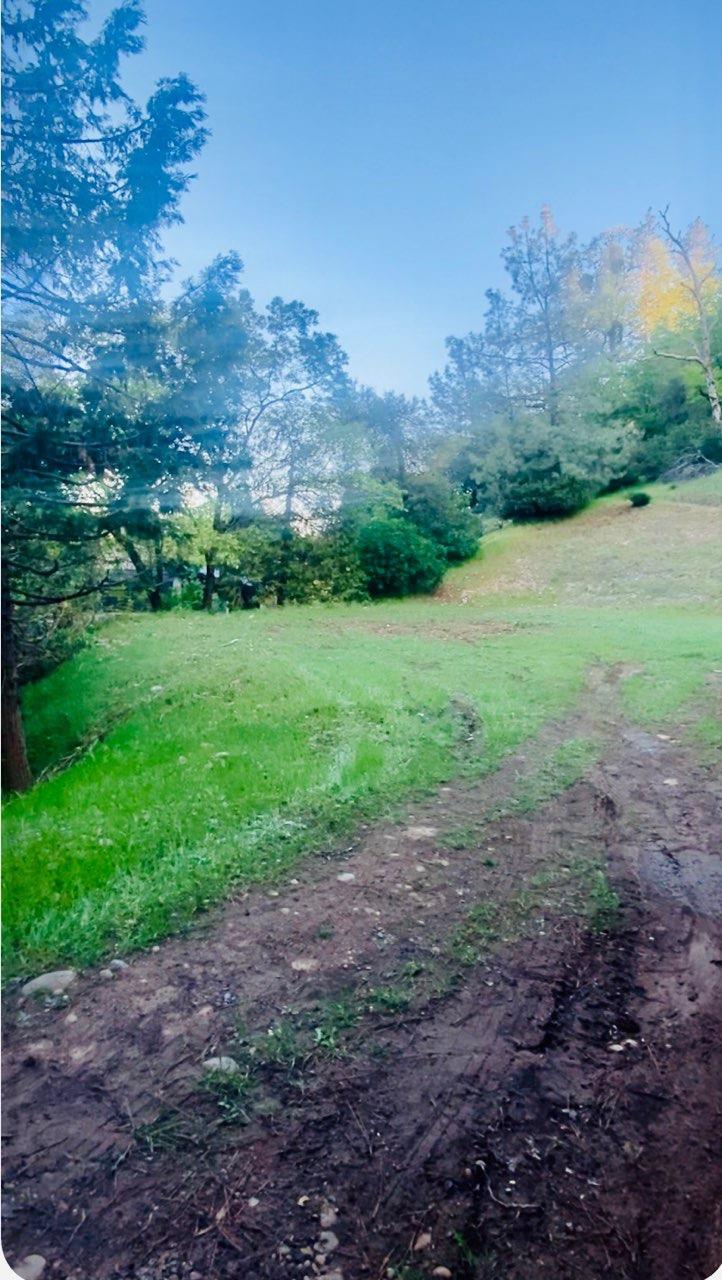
[3,679,721,1280]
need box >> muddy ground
[3,676,722,1280]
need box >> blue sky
[99,0,721,393]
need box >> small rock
[319,1202,338,1228]
[662,778,679,787]
[317,1231,339,1254]
[433,1269,453,1279]
[413,1232,432,1251]
[22,970,77,997]
[336,872,355,883]
[69,1043,96,1064]
[248,1196,260,1208]
[406,825,438,840]
[15,1257,46,1280]
[202,1056,239,1073]
[291,958,319,972]
[607,1043,625,1053]
[109,959,129,972]
[99,968,114,980]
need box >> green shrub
[281,533,369,604]
[629,491,651,508]
[218,520,367,605]
[356,518,445,597]
[499,469,593,520]
[166,486,463,610]
[402,474,480,562]
[168,580,203,609]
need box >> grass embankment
[4,475,721,977]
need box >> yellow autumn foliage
[635,221,720,337]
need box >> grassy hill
[5,476,721,977]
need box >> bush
[629,491,651,508]
[280,532,368,604]
[499,469,593,521]
[222,521,368,605]
[402,474,480,562]
[168,492,460,610]
[167,579,203,610]
[453,403,637,521]
[356,518,446,597]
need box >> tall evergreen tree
[2,0,207,790]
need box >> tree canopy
[2,2,721,792]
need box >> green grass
[4,479,721,977]
[200,1066,255,1124]
[131,1108,203,1156]
[585,868,621,932]
[664,472,722,506]
[501,736,601,815]
[450,855,621,966]
[231,971,423,1079]
[689,710,722,762]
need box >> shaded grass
[4,484,721,977]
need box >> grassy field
[4,476,721,978]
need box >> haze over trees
[2,0,721,792]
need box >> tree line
[3,0,721,791]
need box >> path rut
[3,684,721,1280]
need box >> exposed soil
[3,676,721,1280]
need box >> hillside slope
[4,477,722,976]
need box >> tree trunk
[657,211,722,431]
[203,560,215,610]
[545,327,558,426]
[150,536,165,610]
[655,348,722,430]
[1,583,32,793]
[703,360,722,426]
[284,462,297,521]
[117,534,163,610]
